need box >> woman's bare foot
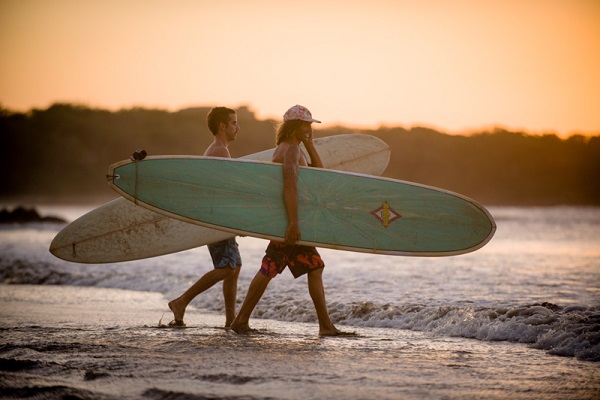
[319,328,357,337]
[168,298,186,325]
[230,321,256,334]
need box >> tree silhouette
[1,104,598,205]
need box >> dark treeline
[1,103,599,205]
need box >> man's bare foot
[168,299,186,326]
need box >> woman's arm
[303,133,323,168]
[282,145,301,244]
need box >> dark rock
[0,206,66,223]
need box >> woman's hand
[285,222,301,245]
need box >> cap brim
[283,117,321,123]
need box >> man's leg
[169,268,234,324]
[223,264,241,327]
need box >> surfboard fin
[130,149,147,161]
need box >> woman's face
[294,122,313,142]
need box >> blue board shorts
[207,237,241,269]
[260,241,325,279]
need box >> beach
[1,284,598,400]
[0,205,599,399]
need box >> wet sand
[0,284,597,400]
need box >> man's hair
[275,120,307,145]
[206,107,236,135]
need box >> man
[167,107,242,327]
[231,105,347,336]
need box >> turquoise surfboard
[108,157,495,256]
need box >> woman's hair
[275,120,307,145]
[206,107,236,135]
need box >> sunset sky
[1,0,599,137]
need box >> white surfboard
[50,134,390,263]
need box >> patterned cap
[283,105,321,123]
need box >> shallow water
[0,204,599,398]
[1,285,597,400]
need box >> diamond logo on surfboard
[370,202,401,227]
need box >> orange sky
[1,0,599,137]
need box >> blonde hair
[275,120,308,145]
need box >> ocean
[0,204,598,399]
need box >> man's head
[206,107,237,135]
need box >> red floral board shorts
[260,241,325,279]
